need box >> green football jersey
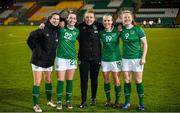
[100,26,121,61]
[56,26,79,60]
[122,26,146,59]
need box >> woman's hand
[140,57,146,65]
[39,23,45,29]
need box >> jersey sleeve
[137,27,146,38]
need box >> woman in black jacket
[77,9,104,108]
[27,13,60,112]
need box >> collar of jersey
[105,26,114,32]
[125,25,134,29]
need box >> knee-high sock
[57,80,64,102]
[115,85,121,103]
[104,83,111,101]
[124,83,131,104]
[45,83,52,101]
[66,80,73,102]
[136,82,144,105]
[32,85,40,106]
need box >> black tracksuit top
[27,22,59,68]
[77,22,104,61]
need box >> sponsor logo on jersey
[125,33,129,39]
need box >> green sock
[57,80,64,102]
[104,83,111,101]
[45,83,52,101]
[32,85,40,106]
[115,85,121,104]
[66,80,73,102]
[136,82,144,105]
[124,83,131,104]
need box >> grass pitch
[0,26,180,112]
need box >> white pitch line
[0,41,25,46]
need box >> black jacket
[77,21,104,61]
[27,22,59,68]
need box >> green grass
[0,26,180,112]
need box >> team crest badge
[112,33,116,37]
[93,25,97,30]
[46,34,49,37]
[73,31,76,35]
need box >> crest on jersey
[83,26,86,29]
[112,33,116,37]
[46,34,50,37]
[72,31,77,35]
[93,25,97,30]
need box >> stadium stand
[135,0,180,26]
[0,10,14,18]
[29,0,84,21]
[0,0,179,27]
[78,0,124,21]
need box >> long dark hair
[47,12,60,22]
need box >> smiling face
[66,13,77,27]
[84,12,95,25]
[121,12,133,26]
[49,14,60,26]
[103,15,113,30]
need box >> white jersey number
[106,36,112,42]
[64,32,72,40]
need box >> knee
[114,79,120,86]
[124,78,131,84]
[104,77,110,83]
[34,80,41,86]
[135,78,142,84]
[45,76,51,83]
[45,79,51,83]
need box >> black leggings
[79,60,100,102]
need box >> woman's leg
[112,72,121,105]
[65,69,75,109]
[32,71,43,106]
[103,71,111,106]
[135,72,144,110]
[44,71,56,107]
[56,70,66,109]
[44,71,52,102]
[123,71,132,108]
[79,60,89,105]
[90,60,100,104]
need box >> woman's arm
[140,37,148,65]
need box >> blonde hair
[120,10,136,25]
[84,8,95,18]
[102,14,113,21]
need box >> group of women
[27,9,147,112]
